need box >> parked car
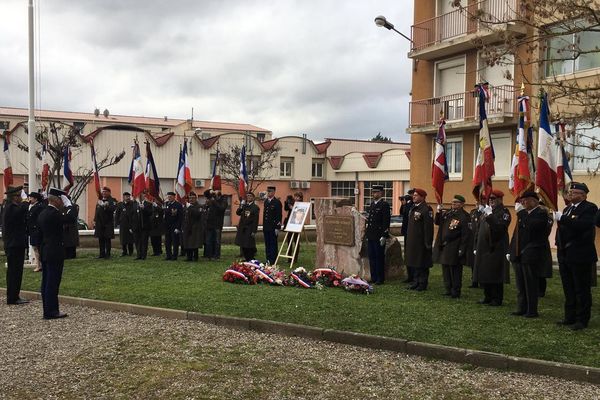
[390,215,403,224]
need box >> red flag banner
[431,117,448,204]
[472,83,495,201]
[535,91,558,210]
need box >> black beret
[570,182,589,193]
[48,187,66,197]
[166,191,176,196]
[520,190,539,200]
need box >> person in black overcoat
[509,191,553,318]
[405,188,434,291]
[39,188,69,319]
[94,186,117,258]
[115,192,135,256]
[182,191,204,261]
[433,194,470,298]
[205,190,227,260]
[27,191,45,272]
[473,189,511,306]
[365,184,391,285]
[3,186,30,305]
[465,203,483,288]
[400,190,415,283]
[132,193,153,260]
[556,182,598,330]
[149,201,164,256]
[235,192,260,261]
[62,200,79,259]
[263,186,282,265]
[163,191,183,261]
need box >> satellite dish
[103,109,110,118]
[94,108,100,117]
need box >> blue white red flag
[555,121,572,202]
[472,83,495,201]
[509,95,534,197]
[145,141,161,202]
[238,145,248,199]
[129,140,146,197]
[535,92,558,210]
[62,146,74,193]
[90,140,101,199]
[3,135,13,190]
[175,139,192,202]
[431,116,448,204]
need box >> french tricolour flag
[509,95,534,197]
[535,92,558,210]
[472,83,495,201]
[41,141,50,193]
[238,145,248,199]
[145,141,161,201]
[129,140,146,197]
[3,135,13,190]
[62,146,74,194]
[431,116,448,205]
[555,121,572,201]
[210,148,222,191]
[175,139,192,202]
[91,140,102,199]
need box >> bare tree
[15,121,125,203]
[217,143,279,199]
[458,0,600,169]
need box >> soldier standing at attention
[27,191,45,272]
[556,182,598,330]
[465,197,484,288]
[400,189,415,283]
[405,188,434,291]
[263,186,282,265]
[115,192,135,256]
[236,192,260,261]
[62,196,80,260]
[433,194,470,298]
[365,185,391,285]
[182,191,203,262]
[132,191,153,260]
[94,187,117,259]
[3,186,30,305]
[163,191,183,261]
[474,189,511,307]
[149,200,164,256]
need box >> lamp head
[374,15,393,30]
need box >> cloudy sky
[1,0,413,142]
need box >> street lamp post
[374,15,413,43]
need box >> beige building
[0,106,410,227]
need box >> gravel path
[1,297,598,400]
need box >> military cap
[452,194,466,203]
[28,192,43,201]
[519,190,539,200]
[267,186,276,192]
[490,189,504,198]
[413,188,427,197]
[166,191,176,196]
[372,184,384,192]
[4,186,23,196]
[48,187,66,197]
[570,182,589,193]
[123,192,131,196]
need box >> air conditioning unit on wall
[290,181,299,189]
[300,181,311,189]
[194,179,204,188]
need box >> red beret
[102,187,111,192]
[414,188,427,197]
[491,189,504,198]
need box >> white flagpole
[27,0,36,266]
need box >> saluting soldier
[405,188,434,291]
[3,186,30,305]
[27,191,45,272]
[236,192,260,261]
[39,188,69,319]
[93,187,117,259]
[474,189,511,307]
[163,191,183,261]
[263,186,282,265]
[62,197,80,259]
[433,194,470,298]
[182,191,204,261]
[509,191,553,318]
[365,184,391,285]
[556,182,598,330]
[132,192,153,260]
[115,192,135,256]
[149,200,164,256]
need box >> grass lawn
[2,243,599,368]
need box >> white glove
[483,205,493,216]
[515,202,524,213]
[506,254,510,262]
[152,201,158,207]
[174,229,180,234]
[478,204,485,212]
[186,203,191,208]
[473,250,477,255]
[129,229,133,234]
[21,190,28,200]
[275,229,280,237]
[60,195,72,207]
[97,200,104,206]
[554,211,563,221]
[437,204,443,211]
[379,236,386,246]
[241,200,246,205]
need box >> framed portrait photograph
[285,201,311,233]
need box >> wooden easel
[274,229,302,269]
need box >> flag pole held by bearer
[432,110,448,206]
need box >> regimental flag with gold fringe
[431,115,448,204]
[509,94,535,198]
[535,91,558,210]
[472,83,495,201]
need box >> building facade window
[257,133,266,142]
[472,132,511,179]
[445,137,463,178]
[280,157,294,177]
[571,124,600,171]
[331,181,356,205]
[545,22,600,77]
[311,160,324,178]
[363,181,393,211]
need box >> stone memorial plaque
[323,215,355,246]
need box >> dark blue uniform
[3,200,29,304]
[39,204,66,318]
[163,200,183,260]
[262,196,282,264]
[365,199,391,284]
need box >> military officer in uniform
[132,192,153,260]
[236,192,260,261]
[62,197,80,259]
[474,189,511,306]
[365,185,391,285]
[400,189,415,283]
[163,191,183,261]
[263,186,282,265]
[509,191,553,318]
[182,191,204,261]
[556,182,597,330]
[465,198,484,288]
[27,191,45,272]
[115,192,135,256]
[3,186,30,305]
[94,187,117,259]
[433,194,470,298]
[405,188,434,291]
[149,200,164,256]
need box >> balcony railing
[409,84,517,128]
[411,0,518,52]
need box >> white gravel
[0,297,598,400]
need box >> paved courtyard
[1,297,598,400]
